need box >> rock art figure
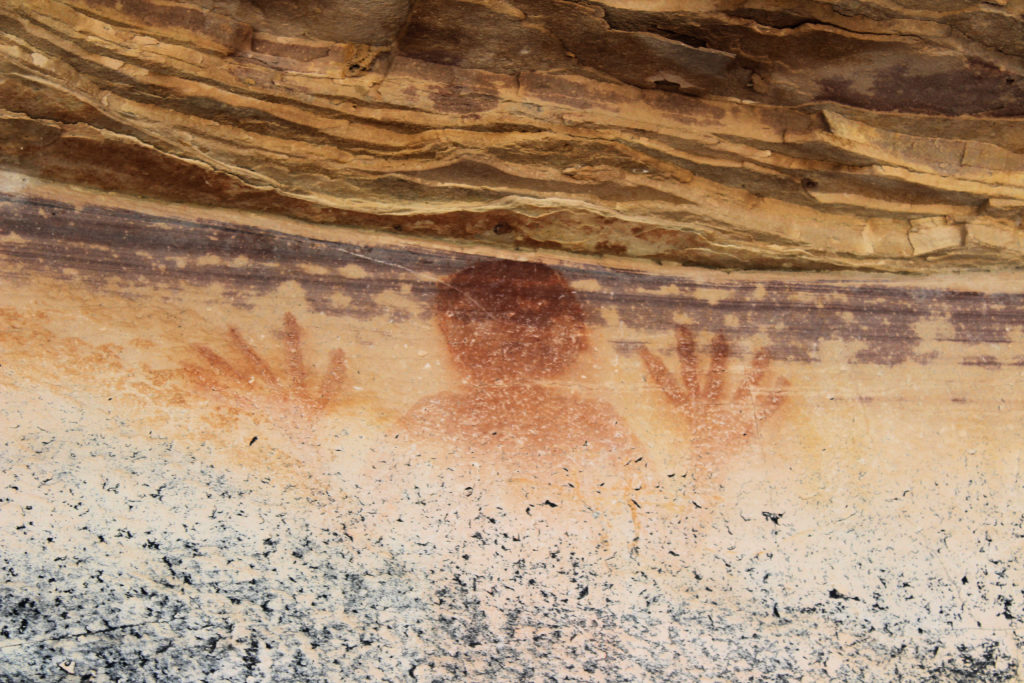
[184,312,349,425]
[402,259,639,461]
[401,259,647,548]
[178,259,785,502]
[639,325,788,465]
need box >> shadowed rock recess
[2,0,1024,271]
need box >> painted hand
[639,325,788,461]
[184,313,348,422]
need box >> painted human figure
[402,259,641,464]
[399,259,647,550]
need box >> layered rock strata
[2,0,1023,270]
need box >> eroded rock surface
[1,0,1023,270]
[1,179,1022,680]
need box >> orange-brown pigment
[403,259,640,458]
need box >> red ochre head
[435,259,588,383]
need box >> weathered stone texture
[1,178,1022,681]
[1,0,1023,270]
[2,1,1024,679]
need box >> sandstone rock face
[2,2,1024,679]
[2,0,1023,270]
[1,175,1023,681]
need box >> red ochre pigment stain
[404,259,641,462]
[639,324,788,464]
[436,259,587,382]
[184,313,349,421]
[170,258,786,502]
